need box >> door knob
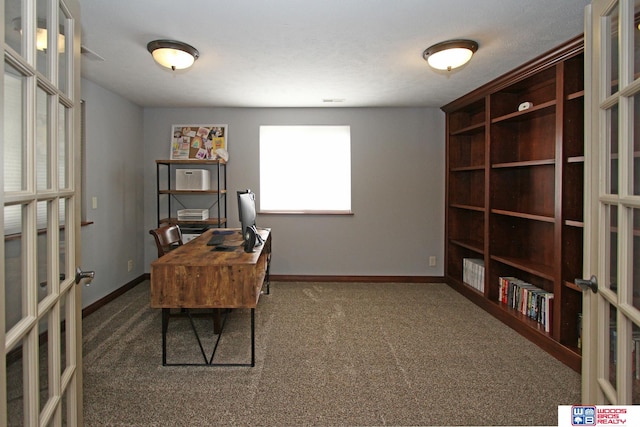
[75,267,95,285]
[575,275,598,293]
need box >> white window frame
[259,125,352,214]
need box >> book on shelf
[463,258,485,292]
[544,293,554,334]
[498,276,554,333]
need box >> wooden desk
[150,228,271,366]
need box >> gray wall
[80,79,145,306]
[143,107,445,277]
[8,79,444,315]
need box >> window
[259,125,351,214]
[3,66,69,236]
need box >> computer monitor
[237,189,263,246]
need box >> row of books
[498,276,554,333]
[463,258,485,293]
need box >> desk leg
[163,307,255,367]
[251,308,255,367]
[265,254,271,295]
[213,308,222,334]
[161,308,169,366]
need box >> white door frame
[584,0,640,405]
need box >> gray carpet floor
[81,281,580,426]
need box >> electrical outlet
[92,197,98,209]
[429,256,437,267]
[127,260,133,272]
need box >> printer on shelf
[176,169,210,190]
[180,225,210,243]
[177,209,209,221]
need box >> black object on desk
[207,234,225,246]
[212,245,238,252]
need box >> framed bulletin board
[170,124,228,160]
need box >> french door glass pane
[58,5,70,94]
[59,198,68,278]
[4,205,23,333]
[607,204,619,294]
[635,2,640,78]
[6,345,25,423]
[5,0,23,54]
[634,208,640,311]
[37,200,50,303]
[4,62,25,192]
[36,86,50,190]
[609,104,620,195]
[633,323,640,404]
[635,94,640,196]
[36,0,51,77]
[610,306,618,390]
[607,3,620,96]
[59,104,68,189]
[61,288,74,422]
[62,289,72,373]
[39,317,50,413]
[60,291,67,370]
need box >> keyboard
[206,234,225,246]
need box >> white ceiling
[78,0,590,108]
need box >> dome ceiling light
[423,39,478,71]
[147,39,199,71]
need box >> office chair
[149,224,183,258]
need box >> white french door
[1,0,83,425]
[584,0,640,405]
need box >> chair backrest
[149,224,183,258]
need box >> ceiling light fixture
[147,39,199,71]
[423,39,478,71]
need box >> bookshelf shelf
[564,280,582,293]
[491,300,552,336]
[491,255,555,281]
[567,90,585,100]
[442,36,584,372]
[450,122,485,136]
[449,238,483,254]
[491,209,555,223]
[450,165,485,172]
[450,203,485,212]
[492,159,555,168]
[158,189,227,195]
[565,220,584,228]
[567,156,585,163]
[159,217,229,227]
[490,99,556,124]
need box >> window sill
[259,210,354,215]
[4,221,94,241]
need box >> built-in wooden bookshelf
[442,36,584,372]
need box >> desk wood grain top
[150,228,271,309]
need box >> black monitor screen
[237,189,257,236]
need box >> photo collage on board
[171,125,228,161]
